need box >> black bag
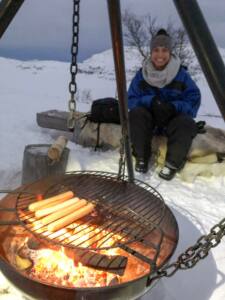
[87,98,120,124]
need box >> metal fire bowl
[0,171,179,300]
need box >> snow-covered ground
[0,48,225,300]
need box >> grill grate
[15,172,176,261]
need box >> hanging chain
[148,217,225,284]
[25,0,225,282]
[67,0,80,130]
[117,127,126,180]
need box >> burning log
[27,238,42,250]
[15,244,34,271]
[26,237,53,251]
[66,248,128,276]
[28,191,74,212]
[81,251,127,276]
[15,253,33,270]
[26,237,127,276]
[108,276,120,286]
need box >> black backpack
[87,98,120,124]
[82,98,120,151]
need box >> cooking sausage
[47,203,95,232]
[40,199,88,226]
[35,197,80,218]
[28,191,74,211]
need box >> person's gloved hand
[151,96,177,127]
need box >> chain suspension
[148,217,225,284]
[59,0,225,281]
[117,132,126,180]
[67,0,80,130]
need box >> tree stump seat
[22,144,70,185]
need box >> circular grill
[15,171,172,251]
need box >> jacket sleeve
[171,70,201,118]
[128,70,156,111]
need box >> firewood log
[65,248,127,276]
[47,136,68,161]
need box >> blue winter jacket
[128,67,201,118]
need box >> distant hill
[79,45,225,82]
[78,47,142,81]
[0,46,224,128]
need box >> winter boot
[159,165,177,180]
[135,158,149,173]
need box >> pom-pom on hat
[150,28,172,52]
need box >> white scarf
[142,54,181,88]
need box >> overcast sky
[0,0,224,62]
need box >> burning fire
[6,218,172,288]
[4,228,172,288]
[0,181,177,291]
[29,248,117,287]
[28,245,151,288]
[5,199,173,289]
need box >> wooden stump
[22,144,70,185]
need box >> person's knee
[129,106,150,119]
[167,114,197,137]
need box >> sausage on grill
[35,197,80,218]
[47,203,95,232]
[28,191,74,211]
[40,199,88,226]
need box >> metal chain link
[149,217,225,284]
[67,0,80,130]
[117,136,126,180]
[117,126,126,180]
[65,2,225,282]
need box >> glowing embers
[4,224,176,289]
[29,248,117,287]
[29,246,152,287]
[9,235,152,288]
[4,174,177,289]
[7,206,175,288]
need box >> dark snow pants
[129,106,198,169]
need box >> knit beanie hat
[150,29,172,52]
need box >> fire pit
[0,171,178,300]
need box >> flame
[36,194,43,201]
[28,241,152,288]
[23,221,153,288]
[15,208,161,288]
[5,192,176,289]
[30,247,118,287]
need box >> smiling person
[128,29,201,180]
